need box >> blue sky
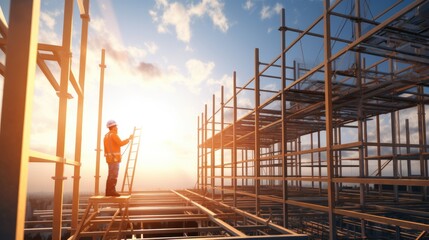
[0,0,423,193]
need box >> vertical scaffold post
[53,1,74,239]
[254,48,261,215]
[221,86,225,201]
[418,85,428,200]
[204,104,208,192]
[200,112,204,190]
[280,7,288,228]
[72,0,90,233]
[197,115,200,190]
[354,0,367,237]
[95,49,106,196]
[0,0,40,239]
[323,0,336,239]
[233,71,238,207]
[389,59,399,202]
[211,94,216,198]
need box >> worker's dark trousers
[106,163,120,195]
[105,179,118,195]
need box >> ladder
[121,126,141,194]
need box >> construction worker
[104,120,133,196]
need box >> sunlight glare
[125,95,183,170]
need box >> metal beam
[95,49,106,196]
[52,0,74,239]
[323,0,336,239]
[29,150,80,166]
[184,189,303,236]
[171,190,247,237]
[0,0,40,239]
[254,48,261,214]
[71,0,90,232]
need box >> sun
[114,93,183,166]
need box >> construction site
[1,0,429,239]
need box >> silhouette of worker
[104,120,133,196]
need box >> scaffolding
[0,0,306,239]
[198,0,429,239]
[2,0,429,239]
[0,0,89,239]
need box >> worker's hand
[129,134,134,141]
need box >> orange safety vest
[104,130,129,163]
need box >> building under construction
[0,0,428,240]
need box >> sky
[1,0,324,193]
[0,0,425,194]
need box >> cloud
[149,9,158,22]
[38,10,61,44]
[89,17,165,80]
[161,2,191,42]
[156,0,169,8]
[260,5,271,20]
[88,17,216,93]
[89,18,127,57]
[92,20,218,95]
[137,62,162,77]
[208,73,232,90]
[274,3,283,13]
[150,0,229,43]
[186,59,215,92]
[40,11,56,30]
[185,45,194,52]
[65,3,227,103]
[95,0,124,46]
[243,0,254,11]
[200,0,229,32]
[144,41,159,54]
[260,3,283,20]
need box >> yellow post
[52,0,74,239]
[96,49,106,195]
[0,0,40,238]
[71,0,90,233]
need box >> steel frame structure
[0,0,89,239]
[3,0,429,239]
[65,190,307,239]
[26,189,307,239]
[198,0,429,239]
[0,1,305,239]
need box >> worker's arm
[112,133,130,147]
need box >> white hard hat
[106,120,117,128]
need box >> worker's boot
[105,179,113,196]
[105,179,119,196]
[111,179,120,197]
